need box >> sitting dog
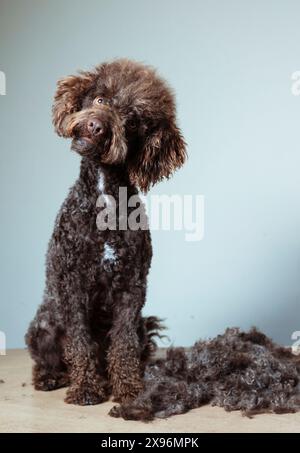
[25,59,186,406]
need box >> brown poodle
[25,59,186,406]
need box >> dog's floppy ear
[52,71,94,137]
[128,119,187,193]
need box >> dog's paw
[35,378,59,391]
[34,373,69,391]
[65,384,106,406]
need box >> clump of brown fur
[110,328,300,421]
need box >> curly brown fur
[110,328,300,421]
[25,59,186,405]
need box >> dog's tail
[139,316,166,363]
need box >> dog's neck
[79,157,136,199]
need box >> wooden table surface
[0,349,299,433]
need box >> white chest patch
[102,242,117,263]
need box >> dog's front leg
[108,291,144,403]
[63,312,107,405]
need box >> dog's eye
[96,97,104,104]
[127,119,135,129]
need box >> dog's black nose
[87,119,103,137]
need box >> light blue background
[1,0,300,348]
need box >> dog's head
[52,59,186,192]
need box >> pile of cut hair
[110,327,300,421]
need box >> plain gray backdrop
[1,0,300,348]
